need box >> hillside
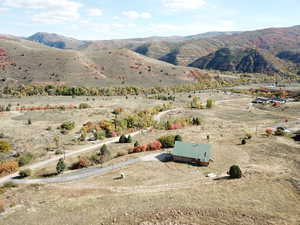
[0,37,211,87]
[188,48,286,74]
[26,32,88,50]
[132,25,300,75]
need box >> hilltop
[0,37,210,87]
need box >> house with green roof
[172,141,212,166]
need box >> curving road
[0,109,179,185]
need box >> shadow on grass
[40,172,58,178]
[292,133,300,142]
[213,176,230,181]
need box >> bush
[134,141,139,147]
[126,135,133,143]
[192,117,202,125]
[241,139,247,145]
[119,134,127,143]
[27,118,32,125]
[72,157,92,169]
[191,97,203,109]
[18,152,33,166]
[228,165,242,179]
[99,144,111,163]
[56,158,65,174]
[174,135,183,142]
[148,141,162,151]
[158,135,176,148]
[79,103,91,109]
[94,130,105,140]
[19,169,32,178]
[206,99,214,109]
[130,144,148,154]
[0,160,19,177]
[0,141,12,153]
[60,121,75,131]
[275,127,285,136]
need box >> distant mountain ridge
[26,32,89,49]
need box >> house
[172,141,212,166]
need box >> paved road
[0,109,178,185]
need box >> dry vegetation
[0,89,299,225]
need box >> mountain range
[0,25,300,87]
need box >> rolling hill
[0,37,211,87]
[188,48,287,74]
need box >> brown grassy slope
[0,38,211,87]
[132,25,300,66]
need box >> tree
[134,141,139,147]
[191,97,203,109]
[206,99,214,109]
[241,139,247,145]
[119,134,127,143]
[174,135,182,142]
[56,158,65,174]
[100,144,111,163]
[228,165,242,179]
[126,135,133,143]
[0,141,12,153]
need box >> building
[172,141,212,166]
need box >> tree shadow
[213,175,230,181]
[40,172,58,178]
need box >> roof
[172,141,212,162]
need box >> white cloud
[87,8,103,17]
[2,0,82,24]
[162,0,206,10]
[0,7,9,12]
[122,11,152,19]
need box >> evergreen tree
[126,135,133,143]
[228,165,242,179]
[56,158,65,174]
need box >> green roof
[172,141,212,162]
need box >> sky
[0,0,299,40]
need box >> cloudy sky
[0,0,299,40]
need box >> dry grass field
[0,92,299,225]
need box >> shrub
[99,144,111,163]
[0,160,19,177]
[228,165,242,179]
[134,141,139,147]
[19,169,32,178]
[126,135,133,143]
[192,117,202,125]
[158,135,176,148]
[245,133,252,139]
[265,129,273,135]
[72,157,92,169]
[206,99,214,109]
[94,130,105,140]
[275,127,285,136]
[18,152,33,166]
[148,141,162,151]
[79,103,91,109]
[130,144,148,154]
[174,135,183,142]
[119,134,127,143]
[90,154,101,165]
[191,97,203,109]
[27,118,32,125]
[241,139,247,145]
[60,121,75,131]
[0,141,12,153]
[56,158,65,174]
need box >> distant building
[172,141,212,166]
